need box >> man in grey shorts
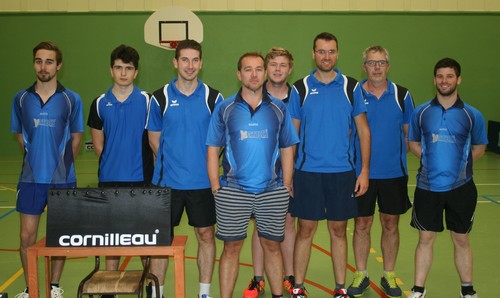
[206,52,299,298]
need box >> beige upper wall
[1,0,500,12]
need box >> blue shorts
[16,182,76,215]
[291,170,357,221]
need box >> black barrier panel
[46,188,172,247]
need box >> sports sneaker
[283,276,295,295]
[99,295,116,298]
[15,289,29,298]
[460,291,478,298]
[198,295,213,298]
[333,288,349,298]
[347,271,370,297]
[243,278,265,298]
[50,286,64,298]
[380,272,402,297]
[291,287,307,298]
[407,288,426,298]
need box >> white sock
[151,285,164,298]
[199,282,211,296]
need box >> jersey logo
[33,118,56,128]
[106,102,113,107]
[310,88,319,95]
[169,99,179,107]
[240,129,269,141]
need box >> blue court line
[0,208,15,220]
[481,195,500,205]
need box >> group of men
[10,31,487,298]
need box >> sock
[361,270,368,277]
[254,275,265,282]
[199,282,211,296]
[151,285,164,298]
[294,283,304,289]
[461,284,475,295]
[24,287,29,293]
[50,283,59,289]
[272,294,283,298]
[335,283,345,289]
[412,285,425,293]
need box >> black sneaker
[347,271,370,297]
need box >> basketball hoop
[160,40,180,49]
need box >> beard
[37,72,56,83]
[436,84,457,97]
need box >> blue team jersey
[10,82,84,184]
[408,97,488,192]
[87,86,153,183]
[206,90,299,194]
[146,78,223,189]
[355,79,415,178]
[289,69,367,173]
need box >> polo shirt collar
[235,88,272,104]
[310,68,343,86]
[28,81,66,93]
[431,96,464,109]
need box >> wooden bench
[27,236,187,298]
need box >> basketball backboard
[144,6,203,50]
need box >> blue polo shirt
[146,78,223,189]
[408,97,488,192]
[289,69,367,173]
[206,90,299,194]
[355,79,415,178]
[87,86,153,183]
[10,82,84,184]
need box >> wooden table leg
[174,246,185,298]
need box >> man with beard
[288,32,371,298]
[10,41,84,298]
[243,47,297,298]
[146,39,223,298]
[347,46,414,298]
[206,52,299,298]
[407,58,487,298]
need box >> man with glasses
[288,32,371,298]
[347,46,414,298]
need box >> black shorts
[171,188,216,228]
[410,180,477,233]
[356,176,412,216]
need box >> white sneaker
[15,290,29,298]
[50,286,64,298]
[460,292,478,298]
[407,289,426,298]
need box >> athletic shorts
[291,170,357,221]
[98,181,152,188]
[410,180,477,233]
[16,182,76,215]
[215,186,289,242]
[356,176,412,216]
[171,188,216,228]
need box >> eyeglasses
[315,49,336,56]
[365,60,388,67]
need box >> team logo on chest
[170,99,180,107]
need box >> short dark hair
[175,39,202,60]
[33,41,62,65]
[434,58,461,77]
[237,52,265,71]
[110,44,140,69]
[313,32,338,51]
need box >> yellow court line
[0,268,23,292]
[0,185,16,192]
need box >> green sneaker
[380,272,402,297]
[347,271,370,297]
